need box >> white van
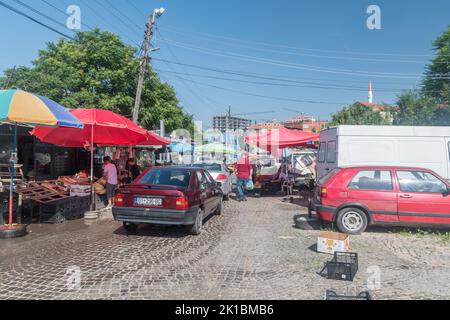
[317,126,450,181]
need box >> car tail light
[175,197,189,210]
[216,174,227,181]
[320,187,328,198]
[114,193,124,206]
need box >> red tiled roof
[355,101,396,111]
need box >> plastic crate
[40,198,73,223]
[326,290,371,300]
[69,196,91,220]
[321,252,358,282]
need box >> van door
[317,141,327,180]
[395,169,450,225]
[346,169,398,223]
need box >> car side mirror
[444,186,450,197]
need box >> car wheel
[188,209,203,235]
[223,193,230,201]
[336,207,368,235]
[215,198,223,215]
[123,222,138,235]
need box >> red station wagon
[112,166,223,235]
[310,166,450,234]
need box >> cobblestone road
[1,195,450,300]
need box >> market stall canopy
[245,127,319,150]
[168,141,193,153]
[0,89,83,128]
[31,108,168,147]
[195,143,238,155]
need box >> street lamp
[154,8,166,18]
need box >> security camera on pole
[132,8,165,124]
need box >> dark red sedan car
[112,166,223,235]
[310,166,450,234]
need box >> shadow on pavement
[113,213,217,238]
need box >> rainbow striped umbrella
[0,89,83,128]
[0,89,83,234]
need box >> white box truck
[317,126,450,181]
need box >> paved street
[1,195,450,300]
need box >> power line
[92,0,141,37]
[152,58,425,89]
[12,0,70,30]
[78,0,141,47]
[0,0,74,40]
[159,27,441,64]
[40,0,95,31]
[173,76,349,106]
[108,0,143,32]
[158,38,450,79]
[125,0,147,20]
[154,68,415,93]
[156,28,223,108]
[160,25,436,58]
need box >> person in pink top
[103,156,118,209]
[234,155,253,202]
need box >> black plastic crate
[320,252,358,282]
[40,211,66,224]
[40,198,73,223]
[68,196,90,220]
[326,290,371,300]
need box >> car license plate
[134,197,162,207]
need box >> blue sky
[0,0,449,126]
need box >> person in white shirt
[103,156,118,209]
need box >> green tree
[2,29,193,133]
[422,26,450,105]
[330,102,393,126]
[393,27,450,126]
[393,91,441,125]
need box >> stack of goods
[38,181,69,194]
[93,177,107,196]
[57,174,91,197]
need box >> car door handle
[400,194,413,199]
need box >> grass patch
[399,228,450,243]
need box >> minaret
[368,80,373,104]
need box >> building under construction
[213,110,252,133]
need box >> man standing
[103,156,118,209]
[234,154,253,202]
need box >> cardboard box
[317,231,350,255]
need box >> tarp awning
[245,127,319,150]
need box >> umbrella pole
[8,124,17,226]
[90,125,95,211]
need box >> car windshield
[138,169,192,188]
[192,163,223,172]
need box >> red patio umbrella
[31,108,169,210]
[31,109,169,147]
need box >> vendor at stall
[126,158,141,181]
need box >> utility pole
[132,8,165,124]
